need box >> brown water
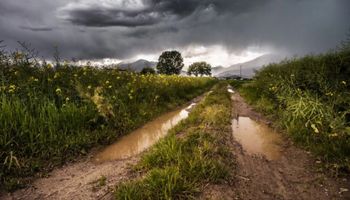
[94,103,196,163]
[232,117,283,160]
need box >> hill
[214,54,284,78]
[117,59,157,72]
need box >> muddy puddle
[94,103,196,163]
[231,117,283,160]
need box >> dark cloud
[60,0,209,27]
[0,0,349,63]
[60,0,269,27]
[19,26,53,32]
[64,8,163,27]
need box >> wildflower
[14,52,23,59]
[329,133,338,137]
[108,85,112,89]
[56,88,62,95]
[341,81,346,85]
[87,85,92,90]
[8,85,16,93]
[74,74,78,77]
[34,78,39,82]
[105,80,110,84]
[65,97,70,102]
[54,73,59,79]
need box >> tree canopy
[156,51,184,75]
[140,67,156,74]
[187,62,212,77]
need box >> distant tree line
[155,50,211,76]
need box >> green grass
[235,45,350,174]
[0,50,217,191]
[115,83,235,199]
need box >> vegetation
[140,67,156,74]
[0,45,216,190]
[156,50,184,75]
[236,44,350,174]
[187,61,212,77]
[115,83,235,199]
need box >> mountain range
[117,59,157,72]
[113,54,285,77]
[213,54,285,78]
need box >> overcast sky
[0,0,349,66]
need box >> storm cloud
[0,0,349,64]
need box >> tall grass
[238,45,350,174]
[0,49,216,190]
[115,83,235,199]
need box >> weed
[237,46,350,173]
[115,83,234,199]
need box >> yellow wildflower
[54,73,59,79]
[8,85,16,93]
[56,88,62,95]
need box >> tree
[156,51,184,75]
[141,67,156,74]
[187,62,212,77]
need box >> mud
[232,116,283,160]
[1,96,203,200]
[94,103,195,163]
[203,91,350,200]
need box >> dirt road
[212,91,350,200]
[2,91,349,200]
[1,95,204,200]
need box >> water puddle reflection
[228,88,235,93]
[232,117,282,160]
[94,103,196,163]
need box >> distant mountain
[211,66,225,74]
[117,59,157,72]
[214,54,285,78]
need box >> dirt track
[2,154,139,200]
[1,95,204,200]
[2,91,350,200]
[204,91,350,200]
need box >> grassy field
[115,83,235,199]
[0,53,216,190]
[234,45,350,174]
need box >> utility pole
[240,65,242,79]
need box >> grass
[115,83,235,199]
[0,49,217,191]
[233,44,350,174]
